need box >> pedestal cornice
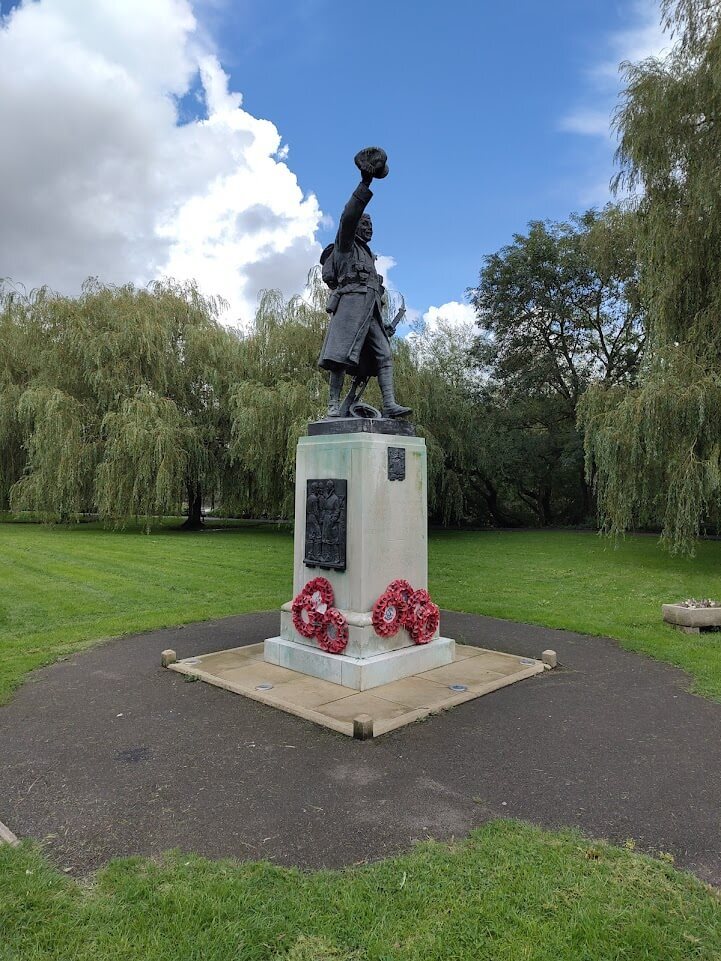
[307,417,416,437]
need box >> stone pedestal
[264,420,454,690]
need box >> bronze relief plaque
[304,479,347,572]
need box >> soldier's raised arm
[335,147,389,253]
[336,179,373,253]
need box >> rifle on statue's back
[338,299,407,418]
[387,302,407,336]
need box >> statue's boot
[326,369,344,418]
[339,376,362,417]
[378,366,412,418]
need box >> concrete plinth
[265,635,455,691]
[264,423,455,689]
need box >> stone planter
[662,603,721,634]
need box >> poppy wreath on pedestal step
[371,580,441,645]
[316,607,349,654]
[387,578,413,613]
[291,593,324,638]
[405,588,440,644]
[372,589,405,637]
[290,577,349,654]
[302,576,334,608]
[291,576,333,639]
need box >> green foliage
[2,269,492,528]
[0,278,244,527]
[2,822,720,960]
[395,321,485,524]
[0,286,47,508]
[580,0,721,552]
[228,283,328,518]
[468,207,644,526]
[96,389,190,526]
[1,213,643,531]
[470,209,643,406]
[12,386,97,519]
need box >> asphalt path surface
[2,611,720,882]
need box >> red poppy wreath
[316,607,349,654]
[291,593,323,638]
[372,589,404,637]
[291,576,334,638]
[405,588,440,644]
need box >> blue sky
[214,1,637,311]
[0,0,666,326]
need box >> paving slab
[1,611,721,884]
[168,644,542,737]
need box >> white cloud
[559,109,612,138]
[596,1,669,78]
[560,2,669,145]
[421,301,476,333]
[405,302,478,368]
[400,299,475,343]
[554,2,673,209]
[0,0,323,325]
[374,254,397,285]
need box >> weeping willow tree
[0,285,45,509]
[3,269,486,527]
[96,389,192,522]
[229,274,328,518]
[2,278,244,527]
[578,0,721,551]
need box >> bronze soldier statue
[318,147,412,420]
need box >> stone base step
[264,634,455,691]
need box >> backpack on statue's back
[320,243,338,289]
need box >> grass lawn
[431,529,721,699]
[3,521,721,958]
[2,821,720,960]
[0,519,292,705]
[2,521,721,702]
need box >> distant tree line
[0,210,641,533]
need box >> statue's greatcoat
[318,182,389,374]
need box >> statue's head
[356,214,372,244]
[326,480,335,494]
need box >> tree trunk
[181,483,204,530]
[478,476,521,527]
[539,486,553,526]
[518,485,553,526]
[579,466,594,522]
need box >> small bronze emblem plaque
[388,447,406,482]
